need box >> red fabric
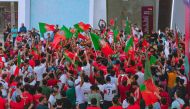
[87,106,101,109]
[16,36,22,42]
[33,93,44,107]
[22,91,33,105]
[65,51,75,59]
[10,100,25,109]
[141,91,158,106]
[101,42,114,57]
[47,79,59,86]
[118,74,128,85]
[161,104,169,109]
[118,84,131,102]
[0,97,6,109]
[109,106,122,109]
[14,66,20,76]
[45,24,55,31]
[78,22,91,31]
[0,61,4,69]
[127,104,140,109]
[78,33,87,40]
[160,91,171,105]
[29,59,35,68]
[125,66,136,74]
[109,18,115,26]
[144,79,159,94]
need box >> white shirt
[75,85,85,104]
[122,99,129,109]
[103,82,117,101]
[81,82,92,101]
[34,64,46,81]
[171,98,185,109]
[48,94,56,106]
[136,71,144,85]
[178,76,187,85]
[82,63,91,76]
[59,74,67,84]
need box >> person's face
[22,23,24,27]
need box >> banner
[141,6,154,34]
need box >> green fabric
[144,54,152,80]
[124,37,133,52]
[125,20,131,35]
[113,29,119,43]
[184,56,189,80]
[90,33,101,50]
[64,53,72,62]
[41,86,51,98]
[39,22,47,34]
[17,52,21,67]
[61,25,73,39]
[66,87,76,106]
[150,55,157,65]
[74,23,84,32]
[140,84,146,91]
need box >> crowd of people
[0,20,189,109]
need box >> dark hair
[83,75,89,82]
[61,90,66,97]
[161,97,167,105]
[42,79,47,85]
[106,76,111,82]
[127,96,135,105]
[2,74,7,79]
[112,96,120,105]
[91,98,97,106]
[16,95,22,102]
[39,96,45,102]
[37,87,42,93]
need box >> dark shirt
[37,104,48,109]
[19,26,27,33]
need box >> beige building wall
[107,0,158,31]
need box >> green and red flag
[74,22,91,32]
[140,84,158,106]
[124,37,133,53]
[144,54,159,94]
[113,29,120,43]
[61,25,73,39]
[90,33,114,57]
[39,22,55,34]
[90,33,101,50]
[78,33,87,40]
[14,52,21,76]
[64,51,75,62]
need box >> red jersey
[33,93,44,107]
[10,100,25,109]
[22,91,33,105]
[87,106,101,109]
[161,104,169,109]
[127,104,140,109]
[0,97,6,109]
[118,84,131,102]
[47,79,59,86]
[109,106,122,109]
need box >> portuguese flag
[113,29,119,43]
[64,51,75,62]
[140,84,158,106]
[74,22,91,32]
[14,52,21,76]
[39,22,55,34]
[144,54,159,94]
[90,33,113,57]
[124,37,133,53]
[61,25,73,39]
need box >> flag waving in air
[39,22,55,34]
